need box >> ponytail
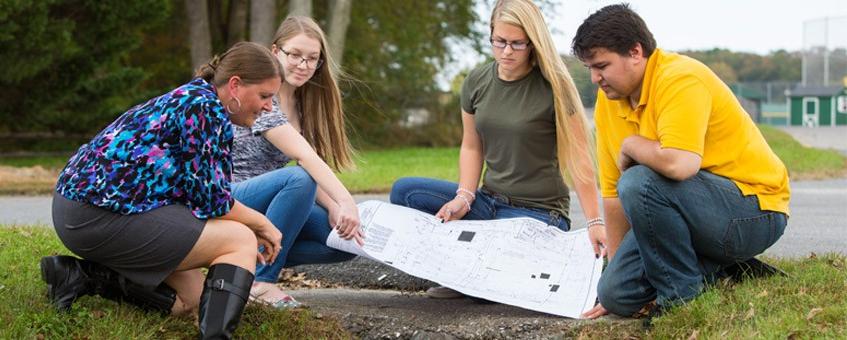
[195,55,222,82]
[194,42,283,86]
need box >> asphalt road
[3,179,844,258]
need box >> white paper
[326,200,603,318]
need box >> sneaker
[425,286,464,299]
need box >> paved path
[779,126,847,155]
[4,179,844,257]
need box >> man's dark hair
[572,3,656,60]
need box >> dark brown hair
[572,3,656,60]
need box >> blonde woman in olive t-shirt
[389,0,606,299]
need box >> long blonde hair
[491,0,595,184]
[271,16,355,171]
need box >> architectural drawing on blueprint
[326,200,603,318]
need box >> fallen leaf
[806,307,823,321]
[828,258,844,269]
[687,329,699,340]
[744,303,755,320]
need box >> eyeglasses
[490,38,532,51]
[280,49,323,69]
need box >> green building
[785,78,847,126]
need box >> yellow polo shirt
[594,49,790,214]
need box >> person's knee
[617,165,655,201]
[219,221,259,256]
[597,275,623,315]
[597,276,639,317]
[390,177,417,205]
[286,167,317,192]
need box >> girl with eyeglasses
[229,16,361,309]
[389,0,607,299]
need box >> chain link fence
[803,16,847,86]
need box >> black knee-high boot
[40,255,176,313]
[197,263,254,340]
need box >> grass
[0,126,844,195]
[338,147,459,193]
[4,226,844,338]
[758,125,847,179]
[0,227,351,339]
[572,254,847,339]
[0,154,71,168]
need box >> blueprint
[326,200,603,318]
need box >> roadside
[2,128,844,338]
[6,179,845,257]
[778,126,847,156]
[5,179,845,337]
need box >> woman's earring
[226,96,242,114]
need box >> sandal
[249,283,305,310]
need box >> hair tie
[209,55,221,70]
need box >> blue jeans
[389,177,570,231]
[598,165,787,316]
[232,167,355,283]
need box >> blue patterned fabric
[56,78,235,219]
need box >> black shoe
[198,264,254,340]
[722,257,787,283]
[40,255,92,311]
[76,259,176,314]
[40,255,176,313]
[641,304,664,329]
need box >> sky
[440,0,847,88]
[547,0,847,55]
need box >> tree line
[0,0,808,149]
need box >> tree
[226,0,248,44]
[0,0,170,134]
[326,0,353,64]
[334,0,481,145]
[707,61,738,83]
[186,0,212,70]
[289,0,313,17]
[563,55,597,108]
[250,0,277,45]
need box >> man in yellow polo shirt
[572,4,790,319]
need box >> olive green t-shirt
[460,61,570,218]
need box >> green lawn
[0,154,71,168]
[338,147,459,193]
[758,125,847,179]
[4,227,844,338]
[0,227,351,339]
[574,255,847,339]
[0,125,844,195]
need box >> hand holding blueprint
[327,200,603,318]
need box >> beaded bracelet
[456,188,476,200]
[586,217,605,229]
[455,194,472,212]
